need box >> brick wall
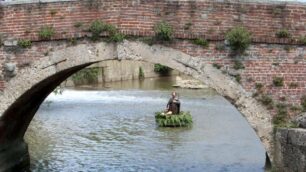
[0,0,306,113]
[0,0,305,42]
[169,40,306,107]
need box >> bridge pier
[0,141,30,172]
[273,128,306,172]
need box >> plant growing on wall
[273,77,284,87]
[192,38,209,48]
[39,26,55,40]
[154,21,173,41]
[89,20,105,41]
[233,59,245,70]
[68,37,77,46]
[301,95,306,112]
[212,63,222,69]
[89,20,124,42]
[50,9,57,16]
[71,67,100,85]
[276,29,291,38]
[299,36,306,45]
[109,33,125,43]
[273,103,288,127]
[139,67,144,79]
[234,74,241,83]
[255,83,263,89]
[154,63,171,75]
[0,35,2,47]
[17,39,32,48]
[225,26,251,54]
[74,22,83,28]
[104,23,118,35]
[258,94,274,109]
[184,22,192,30]
[272,7,283,16]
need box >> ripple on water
[25,89,265,172]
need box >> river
[25,77,266,172]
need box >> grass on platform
[155,111,193,127]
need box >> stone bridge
[0,0,306,171]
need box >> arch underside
[0,40,274,162]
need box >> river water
[25,77,266,172]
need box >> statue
[156,91,192,127]
[164,91,180,115]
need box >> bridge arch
[0,40,273,170]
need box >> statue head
[171,91,177,98]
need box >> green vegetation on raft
[155,111,193,127]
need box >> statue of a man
[166,91,180,115]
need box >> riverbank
[64,60,180,87]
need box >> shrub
[68,37,77,46]
[74,22,83,28]
[225,26,251,53]
[155,111,193,127]
[259,94,274,107]
[139,67,144,79]
[234,74,241,83]
[184,22,192,30]
[272,7,283,16]
[273,103,288,127]
[71,67,100,85]
[0,35,2,47]
[212,63,222,69]
[140,37,154,46]
[50,9,57,16]
[301,95,306,112]
[284,45,291,52]
[17,39,32,48]
[154,63,171,75]
[276,29,291,38]
[255,83,263,90]
[109,33,125,42]
[104,23,118,35]
[279,96,286,102]
[39,26,55,40]
[290,105,302,112]
[89,20,105,41]
[233,59,245,70]
[89,20,123,42]
[192,38,209,48]
[273,77,284,87]
[299,36,306,45]
[154,21,173,41]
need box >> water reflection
[25,77,265,172]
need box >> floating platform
[155,111,193,127]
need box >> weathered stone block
[294,113,306,129]
[274,128,306,172]
[3,39,17,47]
[287,128,306,147]
[4,63,16,72]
